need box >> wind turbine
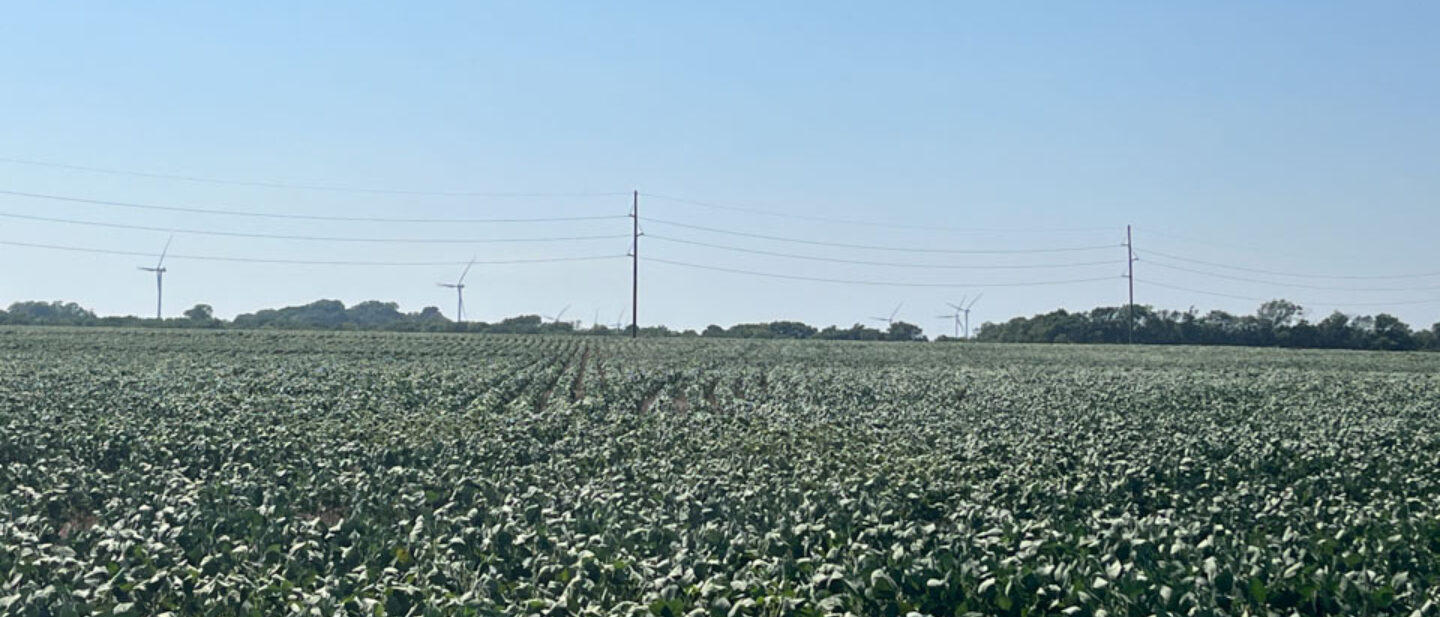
[137,236,172,320]
[543,304,571,324]
[870,303,903,328]
[938,296,966,338]
[437,257,476,322]
[958,294,983,338]
[610,310,626,331]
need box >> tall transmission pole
[1126,224,1134,345]
[630,190,639,339]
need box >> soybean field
[1,328,1438,616]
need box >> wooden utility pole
[1126,224,1134,344]
[630,190,639,339]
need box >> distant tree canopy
[975,300,1440,352]
[227,300,568,333]
[1,298,1436,351]
[183,304,215,322]
[1,301,97,325]
[700,321,927,342]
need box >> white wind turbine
[437,257,476,322]
[937,296,966,339]
[137,236,173,320]
[870,303,903,328]
[955,293,983,338]
[543,304,571,325]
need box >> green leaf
[1215,570,1235,593]
[1247,577,1267,605]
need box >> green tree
[1256,299,1304,329]
[1371,314,1416,350]
[768,321,818,339]
[346,301,404,329]
[886,321,927,342]
[5,301,97,325]
[184,304,214,321]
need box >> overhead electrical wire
[643,192,1119,234]
[1136,229,1295,258]
[0,156,628,198]
[0,188,627,224]
[3,158,1435,315]
[648,234,1128,270]
[645,218,1121,254]
[0,239,625,267]
[1142,248,1440,281]
[0,211,630,244]
[1141,258,1440,292]
[1135,279,1263,302]
[649,257,1121,288]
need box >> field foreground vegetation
[1,328,1438,616]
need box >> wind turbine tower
[437,258,476,322]
[960,294,983,338]
[137,236,172,320]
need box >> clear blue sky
[3,2,1438,334]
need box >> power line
[1137,229,1295,258]
[0,211,630,244]
[645,218,1120,254]
[0,239,625,267]
[0,156,628,198]
[643,192,1118,234]
[0,188,627,224]
[1143,248,1440,281]
[1135,279,1277,302]
[649,257,1121,288]
[1136,278,1440,308]
[649,234,1128,270]
[1143,258,1440,292]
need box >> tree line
[0,300,617,335]
[974,300,1440,351]
[0,299,935,340]
[2,298,1437,351]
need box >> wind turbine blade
[556,305,570,322]
[889,303,903,322]
[967,293,984,309]
[458,257,477,285]
[157,235,173,269]
[947,303,963,311]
